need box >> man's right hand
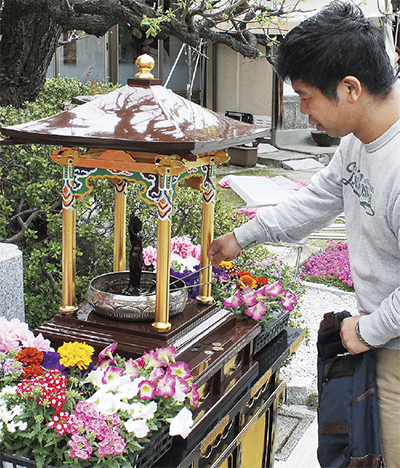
[207,232,242,268]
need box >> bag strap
[320,311,352,335]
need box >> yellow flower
[58,342,95,370]
[220,261,233,269]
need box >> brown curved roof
[1,79,269,156]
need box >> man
[208,2,400,466]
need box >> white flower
[115,378,143,400]
[139,401,157,421]
[6,421,16,433]
[168,407,193,438]
[120,401,142,418]
[12,405,23,417]
[85,368,104,387]
[16,421,27,431]
[87,387,123,414]
[124,418,150,438]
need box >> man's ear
[339,76,362,103]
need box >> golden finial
[135,54,155,79]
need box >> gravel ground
[281,282,358,388]
[264,243,358,390]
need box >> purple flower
[42,352,68,374]
[301,241,353,288]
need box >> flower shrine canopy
[0,54,270,333]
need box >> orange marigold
[239,274,258,289]
[16,347,44,366]
[22,364,44,379]
[256,277,269,286]
[238,270,250,277]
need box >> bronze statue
[124,212,144,296]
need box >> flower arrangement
[301,240,354,291]
[143,236,202,299]
[143,236,201,273]
[212,245,305,330]
[0,318,197,468]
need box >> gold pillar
[197,164,215,304]
[60,163,78,315]
[152,169,173,332]
[113,180,127,272]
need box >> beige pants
[375,348,400,468]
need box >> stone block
[0,243,24,321]
[227,174,292,206]
[286,376,314,406]
[282,95,312,130]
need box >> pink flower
[134,356,146,368]
[156,346,177,365]
[191,244,201,261]
[155,374,176,398]
[166,361,192,380]
[138,380,156,399]
[98,343,117,364]
[223,290,243,309]
[124,358,141,377]
[67,434,93,459]
[101,366,124,386]
[149,366,165,382]
[242,290,261,307]
[245,301,267,321]
[189,383,200,407]
[281,292,297,311]
[142,245,157,267]
[172,376,191,402]
[97,431,126,456]
[171,236,193,259]
[0,317,54,353]
[258,281,283,297]
[143,349,164,369]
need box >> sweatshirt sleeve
[234,148,345,249]
[357,193,400,348]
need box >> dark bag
[317,311,383,468]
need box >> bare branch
[39,256,62,297]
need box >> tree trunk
[0,5,62,108]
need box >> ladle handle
[173,280,214,290]
[169,263,212,287]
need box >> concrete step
[257,129,339,168]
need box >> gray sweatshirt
[234,121,400,349]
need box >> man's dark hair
[274,1,395,99]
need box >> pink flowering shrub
[0,316,54,354]
[301,241,354,291]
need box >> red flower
[16,347,44,366]
[256,277,269,286]
[22,364,44,379]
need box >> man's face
[291,79,352,138]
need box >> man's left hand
[340,315,370,355]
